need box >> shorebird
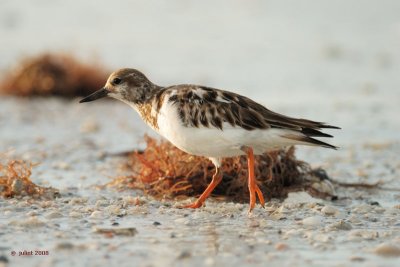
[80,68,339,212]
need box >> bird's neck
[129,85,166,131]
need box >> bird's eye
[112,78,122,85]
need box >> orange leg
[255,184,265,208]
[242,146,265,212]
[183,167,222,209]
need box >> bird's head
[80,68,157,105]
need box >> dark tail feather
[304,123,340,148]
[319,124,341,129]
[301,128,333,138]
[282,134,339,150]
[269,114,340,149]
[302,136,338,150]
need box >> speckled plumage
[80,68,340,212]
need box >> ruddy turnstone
[80,68,340,212]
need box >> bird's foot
[247,184,266,214]
[243,146,267,213]
[181,201,204,209]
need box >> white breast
[156,101,303,158]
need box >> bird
[80,68,340,212]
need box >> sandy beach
[1,1,400,266]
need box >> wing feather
[163,85,340,148]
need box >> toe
[181,201,203,209]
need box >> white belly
[156,102,302,158]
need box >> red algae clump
[109,136,334,202]
[0,160,59,199]
[0,53,108,97]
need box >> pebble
[94,227,138,236]
[42,188,60,199]
[373,207,386,214]
[327,220,352,231]
[53,161,71,170]
[90,211,103,218]
[352,204,372,214]
[313,234,332,243]
[373,243,400,257]
[310,180,336,196]
[104,205,122,216]
[55,242,75,250]
[82,206,94,213]
[80,119,100,133]
[26,210,38,217]
[349,256,365,262]
[348,230,379,240]
[69,197,88,205]
[348,215,363,225]
[248,220,260,228]
[174,218,190,225]
[270,212,286,221]
[321,205,339,216]
[10,217,46,228]
[39,201,53,208]
[283,229,304,238]
[368,201,380,206]
[122,196,142,207]
[95,199,109,207]
[284,202,304,210]
[284,192,318,204]
[177,250,191,259]
[54,231,67,238]
[302,216,322,227]
[69,211,82,218]
[275,242,289,251]
[270,204,294,220]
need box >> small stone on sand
[373,243,400,257]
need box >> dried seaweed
[109,136,329,202]
[0,160,59,199]
[0,53,108,97]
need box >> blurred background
[1,0,399,147]
[2,0,399,100]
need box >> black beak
[79,88,109,103]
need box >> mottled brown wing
[166,85,340,148]
[166,85,268,130]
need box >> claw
[181,201,203,209]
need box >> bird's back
[147,85,339,157]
